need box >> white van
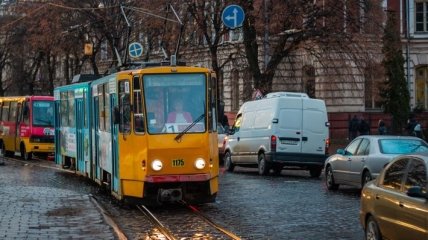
[224,92,330,177]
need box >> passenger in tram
[167,99,193,123]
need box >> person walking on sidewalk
[349,115,359,140]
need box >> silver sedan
[324,135,428,190]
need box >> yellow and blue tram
[54,65,219,204]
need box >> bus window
[33,101,54,127]
[105,85,111,132]
[133,75,144,133]
[2,102,9,121]
[23,102,29,125]
[118,80,131,134]
[10,101,17,122]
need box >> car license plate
[172,159,184,167]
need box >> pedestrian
[378,119,386,135]
[358,116,370,136]
[413,121,425,139]
[406,116,417,136]
[349,115,359,140]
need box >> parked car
[360,153,428,240]
[325,135,428,190]
[218,123,228,163]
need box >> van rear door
[301,99,328,155]
[277,98,303,153]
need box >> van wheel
[258,153,270,175]
[309,167,322,178]
[20,144,32,161]
[224,152,235,172]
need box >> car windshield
[379,139,428,154]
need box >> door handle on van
[237,137,240,141]
[296,131,301,135]
[302,137,308,141]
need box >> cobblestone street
[0,143,365,240]
[0,158,116,239]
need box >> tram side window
[133,75,145,133]
[2,102,9,121]
[60,92,69,126]
[98,84,106,131]
[118,80,131,133]
[83,89,87,128]
[209,75,217,131]
[105,85,111,132]
[68,91,75,128]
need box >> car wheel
[20,144,32,161]
[365,216,382,240]
[258,153,270,175]
[362,170,372,188]
[325,165,339,190]
[309,167,322,178]
[224,151,235,172]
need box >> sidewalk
[0,158,118,239]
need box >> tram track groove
[179,201,241,240]
[137,202,241,240]
[136,204,177,240]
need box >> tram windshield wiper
[174,113,205,142]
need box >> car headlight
[194,158,206,170]
[151,159,163,171]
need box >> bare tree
[238,0,385,94]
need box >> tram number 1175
[172,159,184,167]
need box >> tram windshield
[143,73,206,134]
[32,101,54,127]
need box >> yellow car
[360,153,428,240]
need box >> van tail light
[325,138,330,155]
[271,135,277,152]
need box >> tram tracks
[137,201,241,240]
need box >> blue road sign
[129,42,143,58]
[221,4,245,29]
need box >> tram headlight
[151,159,163,171]
[194,158,206,170]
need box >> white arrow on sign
[225,8,238,28]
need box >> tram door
[110,92,119,193]
[93,96,100,180]
[76,98,85,173]
[54,99,61,165]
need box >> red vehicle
[0,96,54,160]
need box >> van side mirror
[113,106,120,124]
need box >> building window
[416,1,428,32]
[364,64,384,110]
[231,69,240,111]
[302,65,315,98]
[415,66,428,110]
